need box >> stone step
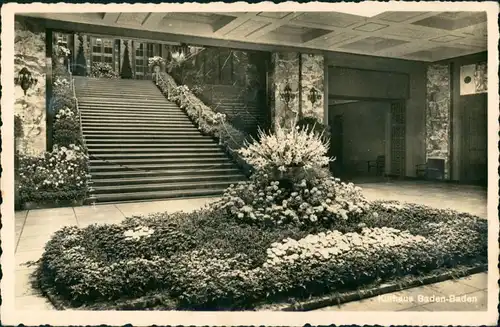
[77,91,166,97]
[92,187,227,203]
[77,90,162,96]
[77,85,159,91]
[83,133,213,140]
[80,112,190,121]
[85,139,217,146]
[80,109,185,116]
[80,106,185,113]
[92,180,234,194]
[88,154,229,163]
[87,142,220,148]
[92,173,244,186]
[87,146,222,153]
[89,161,234,172]
[78,97,169,104]
[81,117,192,124]
[90,167,241,178]
[82,125,202,133]
[82,122,198,129]
[88,150,227,158]
[84,135,214,142]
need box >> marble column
[271,52,300,130]
[14,19,47,157]
[426,64,451,179]
[300,53,325,123]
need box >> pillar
[426,64,451,179]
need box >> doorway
[328,98,406,182]
[460,93,487,185]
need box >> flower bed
[30,199,487,310]
[18,145,89,203]
[29,124,487,310]
[16,62,89,206]
[154,72,253,175]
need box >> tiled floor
[13,181,488,311]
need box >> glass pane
[92,55,101,62]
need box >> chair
[367,155,385,176]
[416,158,445,180]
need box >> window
[104,40,113,54]
[147,43,153,58]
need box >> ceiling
[21,11,488,61]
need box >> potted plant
[148,56,166,81]
[55,44,71,65]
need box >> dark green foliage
[75,34,87,76]
[121,41,133,79]
[91,62,119,79]
[14,115,23,138]
[297,116,331,141]
[52,119,81,147]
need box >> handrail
[69,71,87,152]
[155,72,249,154]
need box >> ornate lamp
[308,87,322,105]
[15,67,37,96]
[280,82,295,106]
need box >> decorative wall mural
[460,62,487,95]
[271,52,300,130]
[14,18,47,157]
[300,53,324,122]
[426,64,451,179]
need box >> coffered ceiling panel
[405,45,472,61]
[354,22,389,32]
[224,19,268,38]
[163,12,224,24]
[378,11,428,23]
[21,10,489,62]
[340,36,409,52]
[257,12,290,19]
[116,13,149,26]
[412,11,486,30]
[430,35,464,43]
[291,12,365,28]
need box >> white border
[2,2,499,326]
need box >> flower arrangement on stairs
[91,62,119,79]
[154,72,253,175]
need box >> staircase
[74,77,247,203]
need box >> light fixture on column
[280,82,295,106]
[308,87,322,105]
[15,67,37,96]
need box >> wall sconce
[15,67,37,96]
[308,87,322,105]
[280,82,296,106]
